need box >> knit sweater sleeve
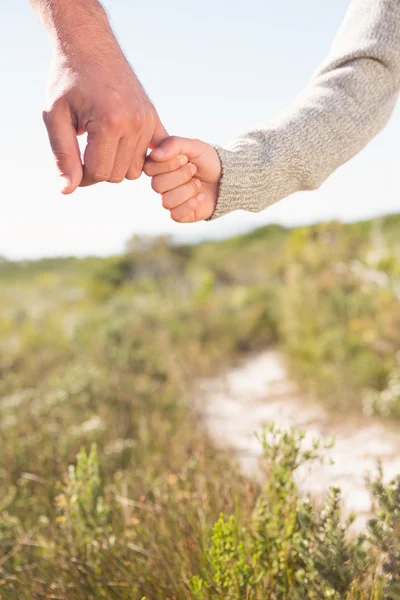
[210,0,400,220]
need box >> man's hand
[44,51,167,193]
[31,0,167,194]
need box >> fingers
[109,137,135,183]
[144,154,189,177]
[80,119,121,187]
[170,195,205,223]
[149,136,207,162]
[42,106,83,194]
[126,133,149,181]
[126,114,168,180]
[47,104,169,188]
[152,162,197,194]
[102,116,163,184]
[150,162,197,194]
[161,178,202,210]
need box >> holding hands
[33,0,400,227]
[31,0,220,221]
[144,137,221,223]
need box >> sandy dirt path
[196,351,400,529]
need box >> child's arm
[209,0,400,220]
[147,0,400,222]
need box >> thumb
[43,107,83,194]
[150,136,207,162]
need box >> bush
[2,216,400,598]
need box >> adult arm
[211,0,400,219]
[30,0,167,192]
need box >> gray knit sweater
[212,0,400,220]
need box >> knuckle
[185,164,195,178]
[53,151,72,165]
[42,106,57,127]
[161,194,173,210]
[163,160,178,174]
[167,161,178,173]
[143,161,152,176]
[130,102,155,133]
[191,179,200,194]
[42,98,64,124]
[186,210,196,223]
[168,136,180,147]
[103,111,125,131]
[151,178,163,194]
[131,108,146,130]
[126,168,141,181]
[42,108,52,125]
[90,171,110,183]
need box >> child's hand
[144,137,221,223]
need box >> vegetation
[1,215,400,598]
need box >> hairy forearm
[30,0,166,196]
[29,0,123,62]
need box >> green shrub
[1,216,400,598]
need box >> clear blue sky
[1,0,400,259]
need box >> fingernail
[197,193,206,202]
[152,148,166,159]
[195,179,202,189]
[178,155,188,166]
[190,163,197,175]
[60,175,71,191]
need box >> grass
[1,216,400,598]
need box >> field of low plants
[1,215,400,598]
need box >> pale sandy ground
[195,351,400,531]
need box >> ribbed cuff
[208,144,263,220]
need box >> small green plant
[188,427,379,599]
[369,474,400,599]
[55,444,112,557]
[364,355,400,418]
